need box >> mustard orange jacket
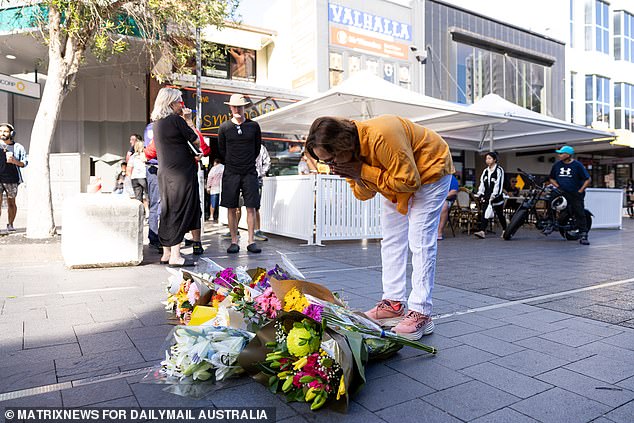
[348,115,454,215]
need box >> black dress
[153,114,201,247]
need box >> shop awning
[254,71,503,137]
[432,94,615,152]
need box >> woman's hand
[331,160,362,180]
[181,107,195,126]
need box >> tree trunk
[25,60,66,239]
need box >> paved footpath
[1,218,634,422]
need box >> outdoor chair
[454,188,480,235]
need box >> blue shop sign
[328,2,411,41]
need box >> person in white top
[254,144,271,241]
[474,151,507,239]
[127,141,147,203]
[206,159,224,222]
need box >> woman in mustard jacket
[306,115,453,340]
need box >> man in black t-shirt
[218,93,262,254]
[549,145,591,245]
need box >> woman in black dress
[150,88,201,267]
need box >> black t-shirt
[218,119,261,175]
[0,144,19,183]
[549,160,590,193]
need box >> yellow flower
[287,326,316,357]
[283,288,310,312]
[292,356,308,370]
[336,375,346,400]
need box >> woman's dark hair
[305,117,359,161]
[485,151,498,162]
[131,133,143,141]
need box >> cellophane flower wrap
[238,311,366,412]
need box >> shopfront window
[585,74,610,126]
[329,52,344,87]
[570,71,576,123]
[455,42,549,114]
[585,0,610,53]
[614,11,634,62]
[615,82,634,130]
[200,43,256,82]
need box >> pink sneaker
[364,299,405,327]
[392,311,434,340]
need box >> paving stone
[375,398,461,423]
[564,355,634,384]
[435,320,484,338]
[471,407,539,423]
[0,391,62,409]
[46,304,95,325]
[57,367,121,383]
[452,314,508,329]
[386,356,472,391]
[364,363,398,381]
[126,324,174,341]
[77,331,135,355]
[617,375,634,391]
[80,395,140,408]
[479,325,541,343]
[300,401,383,423]
[558,317,625,337]
[538,328,604,347]
[2,343,81,368]
[129,382,213,408]
[353,372,434,411]
[510,387,611,423]
[513,337,594,362]
[578,341,634,363]
[602,331,634,351]
[603,400,634,423]
[23,321,77,349]
[73,319,144,336]
[55,348,145,378]
[62,378,134,407]
[453,332,525,357]
[461,362,552,398]
[492,350,569,377]
[422,380,519,421]
[131,334,167,361]
[207,381,296,420]
[277,416,309,423]
[433,344,497,370]
[536,368,634,407]
[0,361,57,392]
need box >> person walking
[206,158,224,222]
[218,93,262,254]
[306,115,454,340]
[437,174,459,240]
[127,140,147,204]
[254,144,270,242]
[549,145,591,245]
[474,152,507,239]
[0,123,28,233]
[150,87,202,267]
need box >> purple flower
[302,304,323,322]
[215,268,236,289]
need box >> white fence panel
[585,188,623,229]
[315,175,382,244]
[260,175,315,243]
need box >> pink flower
[254,287,282,319]
[302,304,323,322]
[187,282,200,306]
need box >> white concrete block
[62,194,144,268]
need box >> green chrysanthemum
[286,326,317,357]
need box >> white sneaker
[474,231,485,239]
[6,224,15,232]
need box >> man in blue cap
[549,145,591,245]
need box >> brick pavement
[1,219,633,422]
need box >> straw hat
[224,94,251,106]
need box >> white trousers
[380,174,451,315]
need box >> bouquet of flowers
[165,272,211,324]
[239,311,365,412]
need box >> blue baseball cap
[555,145,574,155]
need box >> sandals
[247,243,261,254]
[227,243,240,254]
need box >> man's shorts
[0,183,18,199]
[220,170,260,209]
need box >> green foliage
[21,0,240,82]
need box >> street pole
[196,26,205,233]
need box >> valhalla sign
[328,2,411,41]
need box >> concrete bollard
[62,194,144,268]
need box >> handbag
[484,203,494,219]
